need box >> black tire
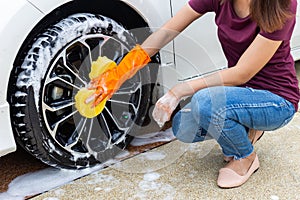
[9,13,152,169]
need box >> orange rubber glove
[87,45,151,106]
[75,56,117,118]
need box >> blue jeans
[172,86,296,160]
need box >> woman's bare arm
[141,4,202,57]
[171,34,283,98]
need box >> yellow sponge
[75,88,107,118]
[89,56,117,79]
[75,56,116,118]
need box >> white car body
[0,0,299,161]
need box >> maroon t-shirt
[189,0,300,111]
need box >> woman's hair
[220,0,292,33]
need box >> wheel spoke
[65,42,92,82]
[61,53,87,86]
[115,81,141,95]
[109,99,138,114]
[43,100,74,112]
[103,106,129,132]
[99,113,113,149]
[98,35,111,55]
[65,117,87,149]
[46,76,81,90]
[50,110,78,138]
[80,41,93,72]
[81,118,94,153]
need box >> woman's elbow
[233,72,253,85]
[224,67,252,86]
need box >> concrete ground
[32,113,300,200]
[31,63,300,200]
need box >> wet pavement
[32,113,300,200]
[0,148,47,193]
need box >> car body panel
[0,103,16,156]
[26,0,72,13]
[172,0,226,80]
[122,0,175,65]
[0,0,43,157]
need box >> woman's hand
[86,68,121,106]
[85,45,151,107]
[152,90,181,127]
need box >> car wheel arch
[9,0,159,107]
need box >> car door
[170,0,227,83]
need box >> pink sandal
[217,154,260,188]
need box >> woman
[89,0,300,188]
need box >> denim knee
[191,88,212,125]
[172,104,206,143]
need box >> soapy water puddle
[0,128,188,200]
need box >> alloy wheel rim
[41,34,142,157]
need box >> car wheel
[9,13,152,169]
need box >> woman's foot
[224,152,256,176]
[223,129,264,162]
[217,152,260,188]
